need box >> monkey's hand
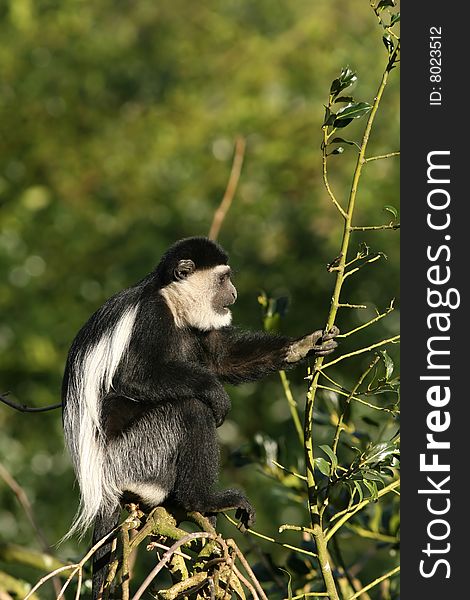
[234,497,256,531]
[285,325,340,364]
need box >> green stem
[325,479,400,543]
[279,370,304,445]
[364,151,400,162]
[331,356,380,455]
[304,54,394,600]
[347,565,400,600]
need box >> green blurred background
[0,0,399,594]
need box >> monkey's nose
[231,289,237,301]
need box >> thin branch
[278,524,314,535]
[350,223,400,231]
[271,460,307,482]
[336,302,394,338]
[322,139,348,220]
[317,384,397,414]
[331,356,380,455]
[364,151,400,163]
[223,514,318,559]
[0,463,62,596]
[319,335,400,370]
[0,392,61,413]
[337,302,367,309]
[344,523,398,544]
[325,479,400,543]
[26,523,121,600]
[347,565,400,599]
[342,254,382,280]
[227,539,268,600]
[131,532,213,600]
[208,136,246,241]
[279,370,304,445]
[24,565,79,600]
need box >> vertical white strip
[64,303,139,538]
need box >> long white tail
[63,304,139,539]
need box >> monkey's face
[160,260,237,331]
[207,264,236,312]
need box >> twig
[24,565,79,600]
[336,302,394,338]
[316,385,397,414]
[0,392,61,413]
[363,151,400,163]
[319,335,400,369]
[289,594,330,599]
[0,463,62,596]
[227,539,268,600]
[325,479,400,543]
[350,223,400,231]
[26,523,121,600]
[131,532,213,600]
[347,565,400,599]
[208,136,246,241]
[279,370,304,445]
[223,514,318,559]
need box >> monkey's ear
[174,259,196,280]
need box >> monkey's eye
[218,273,228,284]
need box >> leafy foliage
[0,1,399,598]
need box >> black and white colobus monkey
[62,236,338,596]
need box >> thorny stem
[318,335,399,370]
[336,302,394,338]
[304,33,398,600]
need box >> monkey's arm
[112,361,230,426]
[207,326,339,384]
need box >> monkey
[61,236,339,597]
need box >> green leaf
[330,68,357,98]
[333,102,372,128]
[383,34,394,54]
[362,416,380,427]
[383,204,398,219]
[330,137,360,148]
[334,96,355,104]
[379,350,394,380]
[314,457,331,477]
[377,0,396,8]
[319,444,338,471]
[329,147,344,156]
[353,480,364,503]
[362,470,385,484]
[279,569,293,600]
[323,106,337,127]
[363,479,379,501]
[334,102,372,123]
[362,441,398,467]
[390,12,400,25]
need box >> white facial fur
[160,265,233,331]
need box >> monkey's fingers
[235,504,256,530]
[321,325,340,341]
[311,339,338,357]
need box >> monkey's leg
[171,400,256,528]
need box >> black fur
[61,237,338,599]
